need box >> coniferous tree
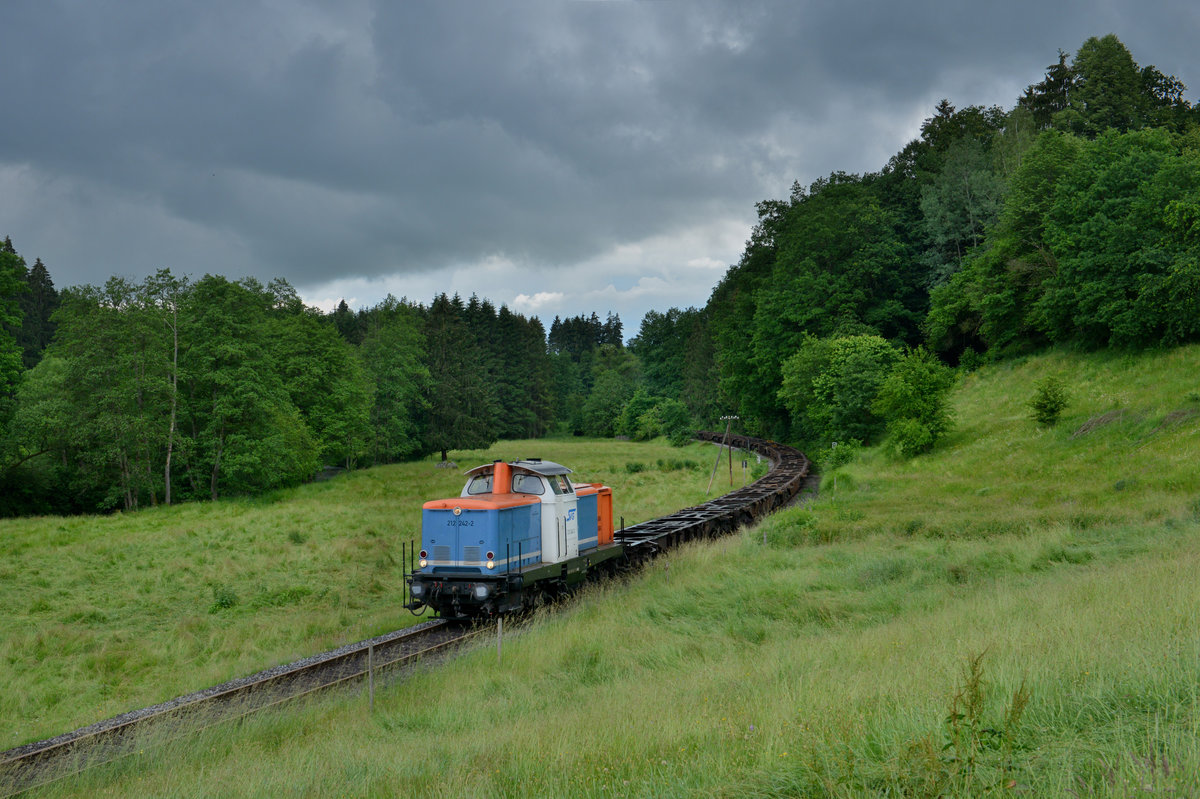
[492,305,553,439]
[1020,50,1074,129]
[1060,35,1145,136]
[919,137,1007,285]
[629,308,687,399]
[332,298,367,344]
[601,312,623,346]
[17,258,58,368]
[422,293,497,461]
[520,314,555,436]
[1024,35,1196,137]
[679,308,718,425]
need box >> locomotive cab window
[466,475,493,495]
[511,473,545,495]
[548,475,574,495]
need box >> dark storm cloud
[0,0,1196,296]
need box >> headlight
[419,558,428,568]
[473,584,490,600]
[410,583,424,597]
[486,560,495,570]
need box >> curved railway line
[0,432,809,796]
[619,432,811,559]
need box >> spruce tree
[17,258,59,368]
[422,293,497,461]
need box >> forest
[2,34,1198,516]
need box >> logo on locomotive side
[566,508,576,521]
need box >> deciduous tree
[361,297,430,462]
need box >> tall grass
[15,346,1200,796]
[1,438,727,749]
[810,346,1200,542]
[27,521,1200,797]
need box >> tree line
[0,257,605,514]
[0,234,712,516]
[3,34,1197,515]
[0,239,708,516]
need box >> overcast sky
[2,1,1197,334]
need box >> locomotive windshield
[465,474,492,495]
[511,473,544,494]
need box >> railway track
[618,432,810,559]
[1,432,809,796]
[0,619,473,797]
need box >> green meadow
[1,438,735,750]
[14,344,1200,797]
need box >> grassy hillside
[1,438,737,749]
[19,346,1200,797]
[807,346,1200,543]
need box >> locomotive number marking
[445,519,475,528]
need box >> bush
[656,458,700,472]
[888,418,935,458]
[1029,377,1069,426]
[818,438,861,469]
[624,461,646,474]
[755,507,819,548]
[209,585,240,613]
[873,347,956,457]
[582,371,634,438]
[958,347,983,373]
[780,334,900,445]
[656,399,694,447]
[615,391,694,445]
[616,388,659,440]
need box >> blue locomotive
[406,459,622,618]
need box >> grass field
[13,345,1200,797]
[1,438,740,750]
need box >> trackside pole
[728,436,734,485]
[706,416,738,495]
[368,643,375,712]
[705,434,723,494]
